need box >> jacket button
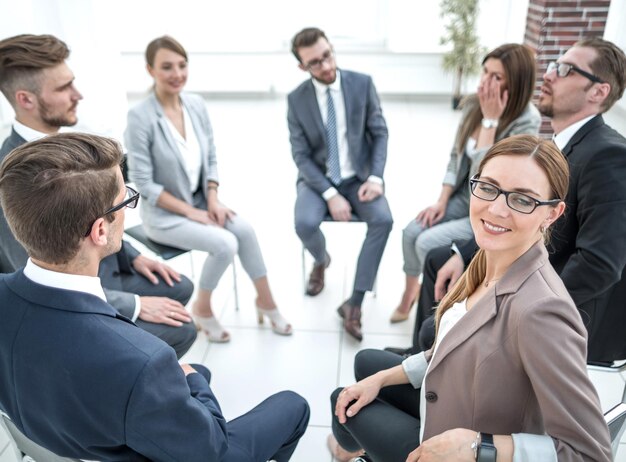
[425,391,438,402]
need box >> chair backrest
[0,412,82,462]
[604,402,626,458]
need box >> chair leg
[232,263,239,312]
[301,244,306,293]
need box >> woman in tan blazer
[330,135,611,462]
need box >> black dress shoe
[337,301,363,341]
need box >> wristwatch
[477,433,497,462]
[481,118,499,129]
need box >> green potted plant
[440,0,484,109]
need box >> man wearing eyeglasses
[388,37,626,364]
[287,27,393,341]
[0,133,310,462]
[0,34,196,358]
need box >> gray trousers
[294,178,393,293]
[402,190,473,278]
[147,215,267,292]
[331,349,421,462]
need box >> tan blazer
[422,242,611,461]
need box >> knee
[277,391,310,425]
[295,217,320,240]
[354,349,381,381]
[330,387,344,409]
[403,220,422,244]
[369,212,393,233]
[170,275,195,306]
[214,233,238,260]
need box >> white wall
[2,0,626,136]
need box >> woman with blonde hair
[329,135,611,462]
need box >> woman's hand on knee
[208,203,235,227]
[334,375,382,424]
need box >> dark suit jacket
[0,129,141,317]
[0,271,228,461]
[287,69,388,194]
[456,115,626,362]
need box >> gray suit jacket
[406,242,611,461]
[287,69,388,194]
[0,129,140,318]
[125,92,218,230]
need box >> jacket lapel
[302,81,326,144]
[426,242,548,375]
[561,115,603,157]
[150,93,189,175]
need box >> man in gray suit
[288,28,393,341]
[0,33,196,358]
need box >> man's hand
[327,194,352,222]
[132,254,182,287]
[208,203,235,227]
[416,201,447,228]
[405,428,476,462]
[180,364,197,376]
[434,253,465,302]
[357,181,383,202]
[139,296,192,326]
[334,374,383,424]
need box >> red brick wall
[523,0,610,136]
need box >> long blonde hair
[434,135,569,334]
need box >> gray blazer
[0,129,140,317]
[287,69,388,194]
[443,97,541,192]
[404,242,611,461]
[125,92,218,230]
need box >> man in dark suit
[388,38,626,363]
[0,133,309,461]
[0,34,196,358]
[287,27,393,341]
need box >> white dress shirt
[311,71,382,200]
[553,114,596,151]
[164,106,202,193]
[23,259,107,302]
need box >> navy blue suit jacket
[0,271,227,461]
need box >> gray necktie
[325,88,342,185]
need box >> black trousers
[330,349,421,462]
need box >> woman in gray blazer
[125,36,291,342]
[392,44,541,324]
[330,135,611,462]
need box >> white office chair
[605,401,626,458]
[0,412,82,462]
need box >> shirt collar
[23,259,107,302]
[552,114,597,151]
[12,119,50,143]
[311,69,342,96]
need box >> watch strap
[477,432,497,462]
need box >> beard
[537,100,554,118]
[38,97,78,128]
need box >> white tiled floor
[2,96,625,460]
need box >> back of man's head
[576,37,626,112]
[0,133,122,265]
[0,34,69,107]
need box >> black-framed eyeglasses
[305,50,334,71]
[546,61,605,84]
[84,186,140,236]
[469,177,561,214]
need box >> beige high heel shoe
[256,305,293,336]
[194,315,231,343]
